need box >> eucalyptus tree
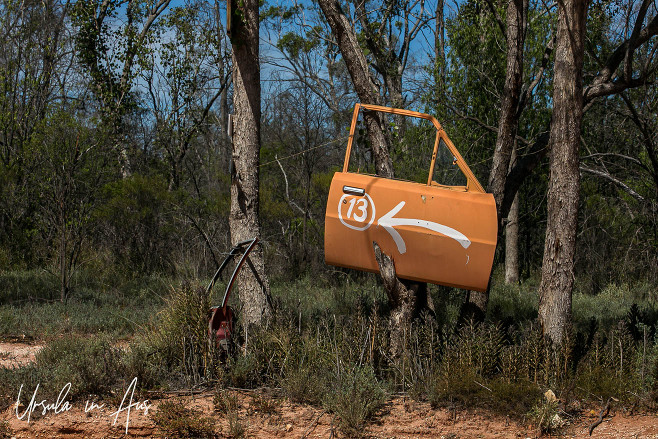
[498,0,658,233]
[316,0,393,177]
[534,0,657,344]
[484,0,528,287]
[141,0,231,191]
[263,2,355,132]
[71,0,173,176]
[538,0,590,346]
[316,0,436,357]
[229,0,272,326]
[27,111,112,302]
[0,0,74,266]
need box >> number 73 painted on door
[324,104,498,292]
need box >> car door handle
[343,186,365,196]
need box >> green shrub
[226,411,247,438]
[0,336,122,411]
[487,277,539,323]
[95,175,175,275]
[324,366,387,437]
[281,366,327,405]
[224,353,262,389]
[0,269,58,302]
[425,368,490,409]
[34,335,123,400]
[251,391,279,415]
[527,399,560,433]
[152,400,217,438]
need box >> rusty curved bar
[220,238,259,311]
[342,103,485,193]
[206,237,259,310]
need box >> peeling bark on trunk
[229,0,271,327]
[538,0,589,346]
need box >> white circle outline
[338,193,376,231]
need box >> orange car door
[324,104,497,292]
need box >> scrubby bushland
[0,336,124,411]
[0,270,167,339]
[1,275,657,434]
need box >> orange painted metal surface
[324,104,497,292]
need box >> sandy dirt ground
[1,342,657,438]
[0,343,43,369]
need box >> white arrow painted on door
[378,201,471,254]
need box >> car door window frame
[342,104,485,193]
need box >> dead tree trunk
[317,0,432,356]
[373,242,433,357]
[228,0,271,327]
[538,0,589,346]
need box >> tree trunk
[505,144,520,284]
[318,0,430,357]
[434,0,446,108]
[435,0,445,83]
[505,193,519,284]
[487,0,528,224]
[538,0,589,346]
[228,0,271,327]
[504,187,520,284]
[373,242,433,358]
[60,222,67,303]
[470,0,527,315]
[383,71,406,136]
[316,0,393,178]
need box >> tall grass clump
[124,282,220,388]
[324,366,388,437]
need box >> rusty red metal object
[207,238,259,346]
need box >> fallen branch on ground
[589,396,618,435]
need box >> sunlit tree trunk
[229,0,271,326]
[539,0,589,346]
[316,0,393,178]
